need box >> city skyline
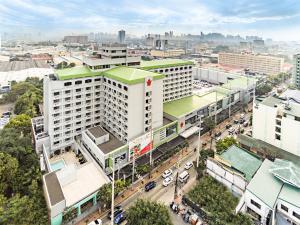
[1,0,300,41]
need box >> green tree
[1,82,37,103]
[255,83,272,96]
[204,117,216,150]
[56,61,68,69]
[96,183,112,209]
[5,114,32,134]
[127,199,173,225]
[14,90,42,117]
[69,62,76,68]
[216,137,237,153]
[0,152,18,196]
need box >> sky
[0,0,300,41]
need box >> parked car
[163,176,174,187]
[88,219,102,225]
[1,111,11,118]
[225,124,232,129]
[184,162,193,170]
[162,169,173,178]
[145,181,156,192]
[114,212,126,225]
[233,119,239,124]
[240,113,245,119]
[243,121,249,127]
[108,207,123,220]
[228,127,235,134]
[214,131,222,137]
[239,118,245,124]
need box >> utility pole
[196,116,202,167]
[111,157,115,225]
[174,172,179,199]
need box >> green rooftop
[102,67,164,85]
[163,92,226,118]
[247,159,283,208]
[278,184,300,208]
[56,66,102,80]
[56,66,164,85]
[140,59,194,70]
[219,145,262,181]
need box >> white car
[184,162,193,170]
[162,169,173,178]
[228,127,235,134]
[163,176,174,187]
[88,219,102,225]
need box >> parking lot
[193,80,216,96]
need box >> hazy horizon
[1,0,300,41]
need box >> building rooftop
[56,66,102,80]
[88,126,108,138]
[246,159,283,209]
[57,162,109,207]
[97,133,125,154]
[278,184,300,208]
[270,159,300,188]
[219,145,262,181]
[140,59,194,70]
[102,66,164,85]
[44,172,65,206]
[222,76,257,90]
[163,92,226,118]
[0,60,50,72]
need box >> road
[100,149,197,225]
[77,103,253,225]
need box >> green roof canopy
[140,59,194,70]
[220,145,262,181]
[55,66,164,85]
[163,92,226,118]
[102,66,164,85]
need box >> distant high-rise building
[63,35,88,44]
[118,30,125,43]
[293,54,300,88]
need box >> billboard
[129,132,153,159]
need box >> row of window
[281,204,300,220]
[63,78,101,87]
[152,65,192,74]
[103,78,128,91]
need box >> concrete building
[252,90,300,157]
[118,30,125,44]
[219,52,284,75]
[150,49,185,58]
[293,54,300,88]
[141,59,194,102]
[83,43,141,70]
[241,159,300,225]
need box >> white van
[179,171,190,183]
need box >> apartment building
[252,89,300,157]
[141,59,194,102]
[219,52,284,75]
[83,43,141,70]
[293,54,300,88]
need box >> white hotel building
[32,44,196,225]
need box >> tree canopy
[188,176,252,225]
[216,137,237,153]
[127,199,173,225]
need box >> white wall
[244,190,272,223]
[82,132,105,167]
[193,67,240,84]
[277,199,300,225]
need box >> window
[281,204,288,212]
[275,127,281,133]
[293,212,300,220]
[95,78,101,82]
[76,88,81,92]
[53,92,60,96]
[65,90,71,94]
[64,82,72,86]
[295,116,300,122]
[146,91,151,97]
[75,80,82,85]
[250,199,261,209]
[124,86,128,91]
[85,79,92,83]
[86,87,91,91]
[276,120,281,126]
[275,134,281,140]
[53,106,59,110]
